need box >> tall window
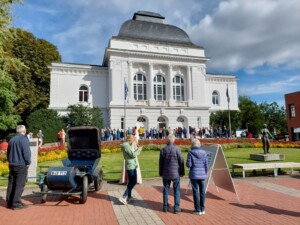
[173,75,184,101]
[154,75,166,100]
[79,85,88,102]
[212,91,219,105]
[133,73,147,100]
[290,104,296,118]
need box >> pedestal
[28,138,38,182]
[250,153,285,161]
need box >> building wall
[49,26,239,130]
[285,91,300,141]
[49,63,109,115]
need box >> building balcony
[135,100,149,106]
[156,100,169,106]
[175,101,188,107]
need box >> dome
[116,11,197,47]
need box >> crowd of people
[100,125,235,142]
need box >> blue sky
[12,0,300,106]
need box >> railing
[135,100,149,106]
[175,101,188,107]
[156,100,169,106]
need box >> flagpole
[124,78,127,140]
[227,84,232,138]
[228,101,232,138]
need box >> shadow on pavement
[230,202,300,217]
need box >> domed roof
[116,11,197,47]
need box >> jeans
[190,179,206,212]
[163,177,180,211]
[6,165,28,206]
[123,169,137,198]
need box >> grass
[1,147,299,186]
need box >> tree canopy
[6,28,61,121]
[26,108,66,143]
[66,104,103,129]
[209,96,287,137]
[0,0,22,131]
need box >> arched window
[153,75,166,100]
[137,117,146,122]
[133,73,147,100]
[173,75,184,101]
[79,85,88,102]
[212,91,219,105]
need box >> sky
[12,0,300,107]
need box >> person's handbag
[179,159,185,176]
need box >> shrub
[27,108,66,143]
[0,162,9,176]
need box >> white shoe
[119,196,127,205]
[192,210,201,215]
[202,211,205,215]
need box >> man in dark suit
[6,125,31,210]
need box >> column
[186,66,193,106]
[127,61,135,104]
[168,65,175,106]
[149,63,155,106]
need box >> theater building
[49,11,239,131]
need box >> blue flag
[226,84,230,103]
[124,81,128,100]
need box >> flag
[124,81,128,101]
[226,84,230,103]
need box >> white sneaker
[192,210,201,215]
[202,211,205,215]
[119,196,127,205]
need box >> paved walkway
[0,175,299,225]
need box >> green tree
[26,109,66,143]
[259,102,287,135]
[66,104,103,129]
[6,28,61,121]
[0,0,22,132]
[238,96,264,135]
[210,110,241,133]
[0,73,20,130]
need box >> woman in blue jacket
[186,139,208,215]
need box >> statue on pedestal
[261,124,274,154]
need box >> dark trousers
[163,177,180,211]
[6,165,28,206]
[191,179,206,212]
[123,169,137,198]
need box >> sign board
[188,144,239,201]
[28,138,38,182]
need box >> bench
[232,162,300,178]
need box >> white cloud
[186,0,300,71]
[239,74,300,96]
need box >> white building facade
[49,11,239,131]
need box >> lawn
[40,147,300,180]
[1,147,299,186]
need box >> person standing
[6,125,31,210]
[159,134,184,214]
[37,130,44,147]
[186,139,208,215]
[119,135,142,205]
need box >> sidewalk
[0,175,299,225]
